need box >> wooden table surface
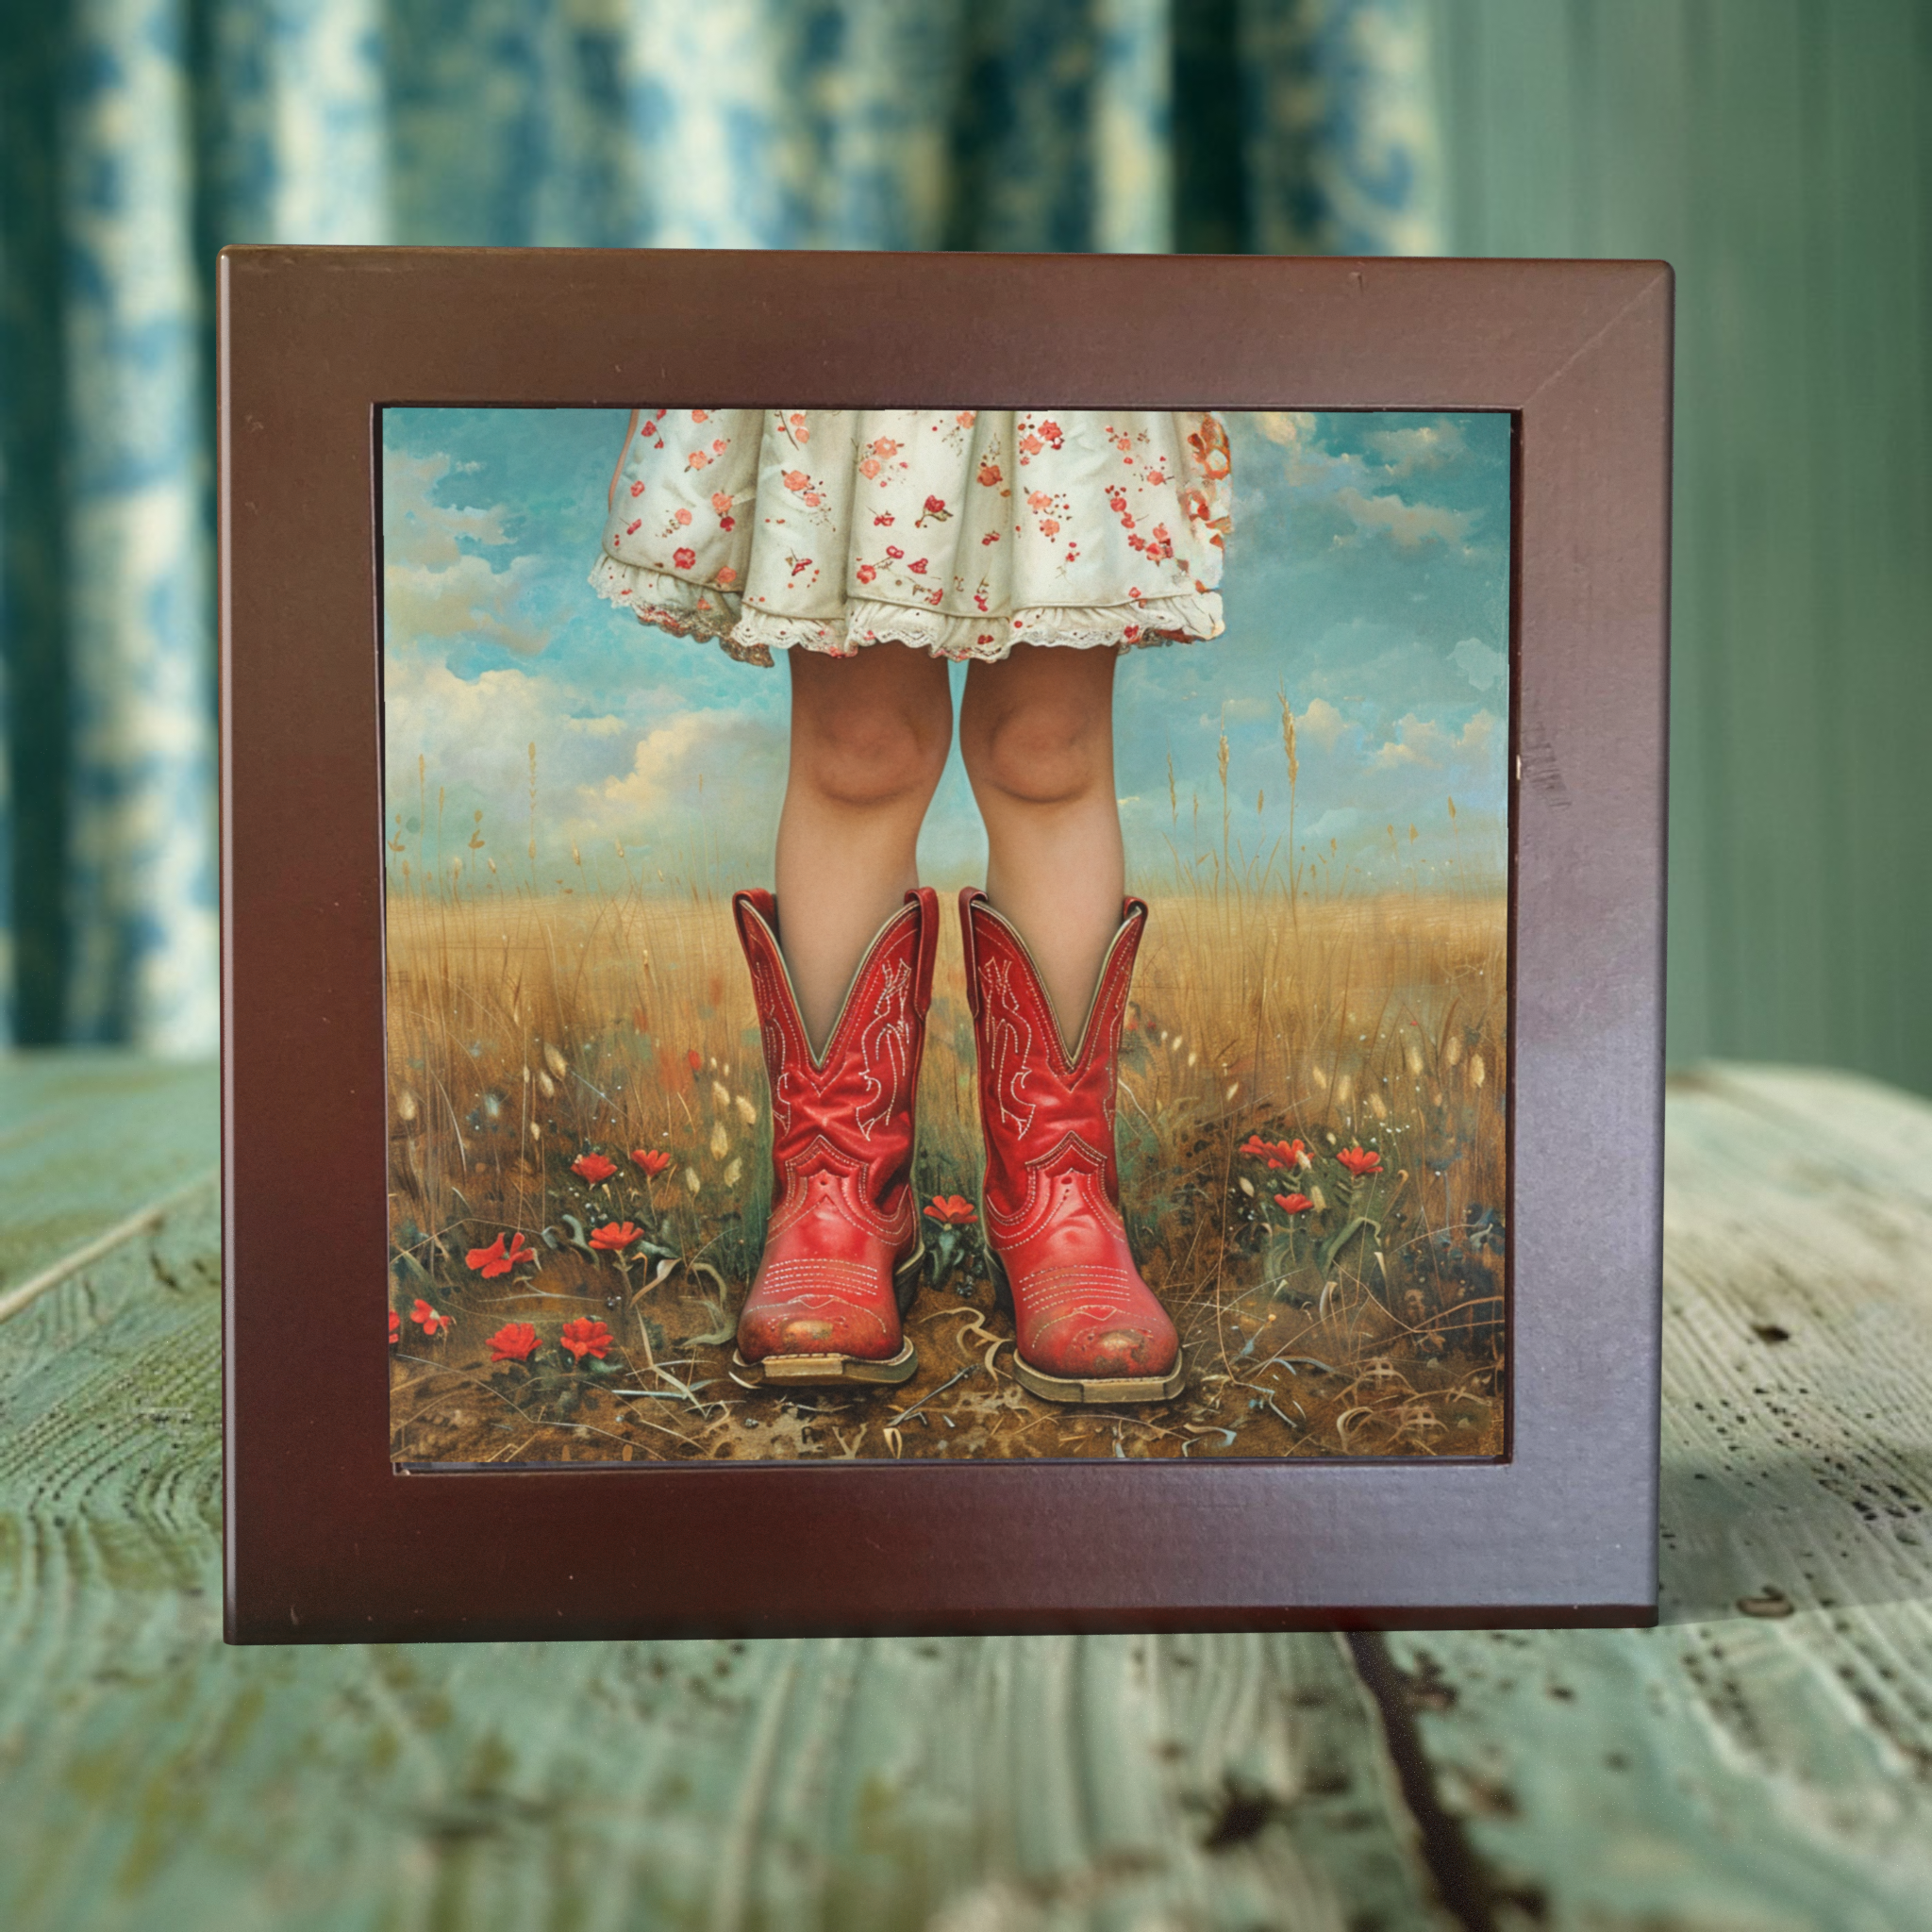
[2,1056,1928,1930]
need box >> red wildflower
[924,1194,978,1226]
[389,1309,400,1344]
[465,1230,533,1278]
[572,1152,618,1186]
[411,1298,453,1337]
[558,1317,613,1362]
[488,1322,541,1364]
[631,1148,673,1178]
[590,1221,641,1253]
[1337,1146,1383,1177]
[1274,1192,1314,1216]
[1240,1135,1307,1171]
[687,1047,703,1074]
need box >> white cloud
[1370,709,1498,770]
[1362,420,1468,476]
[383,448,511,566]
[383,446,546,656]
[1333,487,1474,549]
[596,708,787,823]
[1296,697,1347,753]
[1257,411,1318,448]
[565,713,629,737]
[1452,637,1506,691]
[386,550,547,657]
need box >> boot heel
[892,1239,925,1318]
[985,1246,1014,1319]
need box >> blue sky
[382,408,1509,895]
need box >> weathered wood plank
[0,1052,218,1290]
[14,1058,1932,1927]
[0,1063,1452,1931]
[1384,1064,1932,1929]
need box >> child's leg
[775,642,953,1050]
[958,643,1124,1034]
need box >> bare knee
[792,693,950,812]
[962,700,1109,809]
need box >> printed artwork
[382,408,1510,1465]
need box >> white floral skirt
[588,408,1233,665]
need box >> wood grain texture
[8,1058,1932,1926]
[0,1066,1448,1928]
[1383,1065,1932,1930]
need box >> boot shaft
[734,889,939,1206]
[958,890,1146,1220]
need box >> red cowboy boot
[959,890,1183,1404]
[730,887,938,1386]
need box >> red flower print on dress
[957,410,975,427]
[1038,418,1062,442]
[1337,1147,1383,1177]
[589,1221,641,1253]
[411,1298,453,1337]
[924,1194,977,1225]
[488,1322,541,1364]
[673,546,696,571]
[908,558,927,575]
[630,1149,673,1178]
[1188,416,1232,480]
[1274,1193,1314,1215]
[466,1231,534,1278]
[572,1152,619,1186]
[691,408,709,423]
[1040,519,1059,538]
[874,512,894,525]
[859,458,881,479]
[1019,434,1043,456]
[711,491,733,513]
[719,516,735,531]
[715,564,738,586]
[856,562,876,584]
[782,470,808,491]
[558,1318,613,1362]
[629,479,645,497]
[886,545,904,559]
[687,449,711,471]
[625,520,641,536]
[977,460,1002,487]
[674,507,692,525]
[917,494,950,525]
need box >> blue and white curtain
[0,0,1440,1053]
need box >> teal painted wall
[1424,0,1932,1091]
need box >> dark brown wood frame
[220,248,1671,1641]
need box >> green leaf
[1319,1215,1380,1272]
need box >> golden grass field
[386,795,1508,1465]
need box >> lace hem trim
[589,554,1222,666]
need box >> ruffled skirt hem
[587,553,1223,668]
